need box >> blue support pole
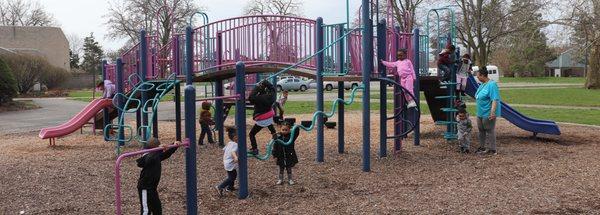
[361,0,372,172]
[215,79,224,145]
[235,62,249,199]
[184,26,198,215]
[101,60,110,139]
[139,30,149,142]
[116,58,125,147]
[393,27,401,151]
[316,17,325,163]
[175,83,182,141]
[412,28,421,146]
[377,19,387,158]
[336,24,345,154]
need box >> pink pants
[396,75,414,102]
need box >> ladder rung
[441,108,458,112]
[435,95,456,99]
[435,121,457,125]
[440,82,457,86]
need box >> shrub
[40,66,70,90]
[0,57,17,105]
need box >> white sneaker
[288,179,295,185]
[407,100,417,108]
[276,179,283,185]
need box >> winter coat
[248,82,276,119]
[136,147,177,189]
[272,129,300,168]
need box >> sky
[40,0,363,51]
[39,0,570,52]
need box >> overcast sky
[39,0,568,52]
[40,0,363,51]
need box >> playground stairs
[94,79,177,129]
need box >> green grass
[67,90,176,103]
[500,77,585,84]
[501,88,600,107]
[274,101,600,126]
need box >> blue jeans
[438,64,452,81]
[218,169,237,190]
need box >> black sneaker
[250,148,259,155]
[225,187,237,192]
[475,147,486,154]
[214,186,223,197]
[459,147,470,154]
[486,150,497,155]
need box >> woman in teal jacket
[475,67,501,155]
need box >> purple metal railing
[114,138,190,215]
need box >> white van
[472,65,500,82]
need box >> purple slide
[465,75,561,135]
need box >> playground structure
[37,0,561,214]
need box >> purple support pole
[116,58,125,146]
[393,27,402,151]
[184,26,198,215]
[361,0,373,172]
[336,24,345,154]
[316,17,324,163]
[235,62,249,199]
[114,139,190,215]
[412,28,421,146]
[140,30,149,142]
[377,19,387,158]
[102,60,110,139]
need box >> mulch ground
[1,112,600,214]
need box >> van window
[294,79,300,82]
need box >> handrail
[261,26,363,82]
[248,84,364,160]
[114,138,190,215]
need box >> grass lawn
[274,101,600,126]
[500,77,585,84]
[0,100,40,113]
[501,88,600,107]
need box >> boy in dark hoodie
[248,80,277,155]
[437,44,457,82]
[137,137,180,215]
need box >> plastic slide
[465,76,561,135]
[39,98,114,139]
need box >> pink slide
[39,98,114,139]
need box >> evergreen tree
[0,57,18,105]
[69,50,80,69]
[80,33,104,74]
[507,0,554,77]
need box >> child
[248,80,278,155]
[456,54,472,96]
[456,108,473,153]
[273,90,288,119]
[215,127,239,197]
[272,122,300,185]
[137,137,180,214]
[198,101,215,145]
[96,80,116,98]
[381,49,417,108]
[437,44,457,82]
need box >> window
[294,79,300,82]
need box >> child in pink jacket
[381,49,417,108]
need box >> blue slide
[465,75,561,135]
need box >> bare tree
[0,0,56,26]
[66,33,83,57]
[105,0,202,47]
[564,0,600,89]
[451,0,546,67]
[244,0,303,16]
[389,0,426,32]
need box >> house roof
[546,52,586,68]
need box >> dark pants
[198,122,214,145]
[439,64,452,81]
[249,124,276,150]
[138,188,161,215]
[279,165,293,180]
[218,169,237,190]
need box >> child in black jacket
[248,80,277,155]
[273,122,300,185]
[137,137,180,215]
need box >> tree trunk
[586,44,600,89]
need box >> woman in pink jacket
[381,49,417,108]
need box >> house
[0,26,70,71]
[545,52,586,77]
